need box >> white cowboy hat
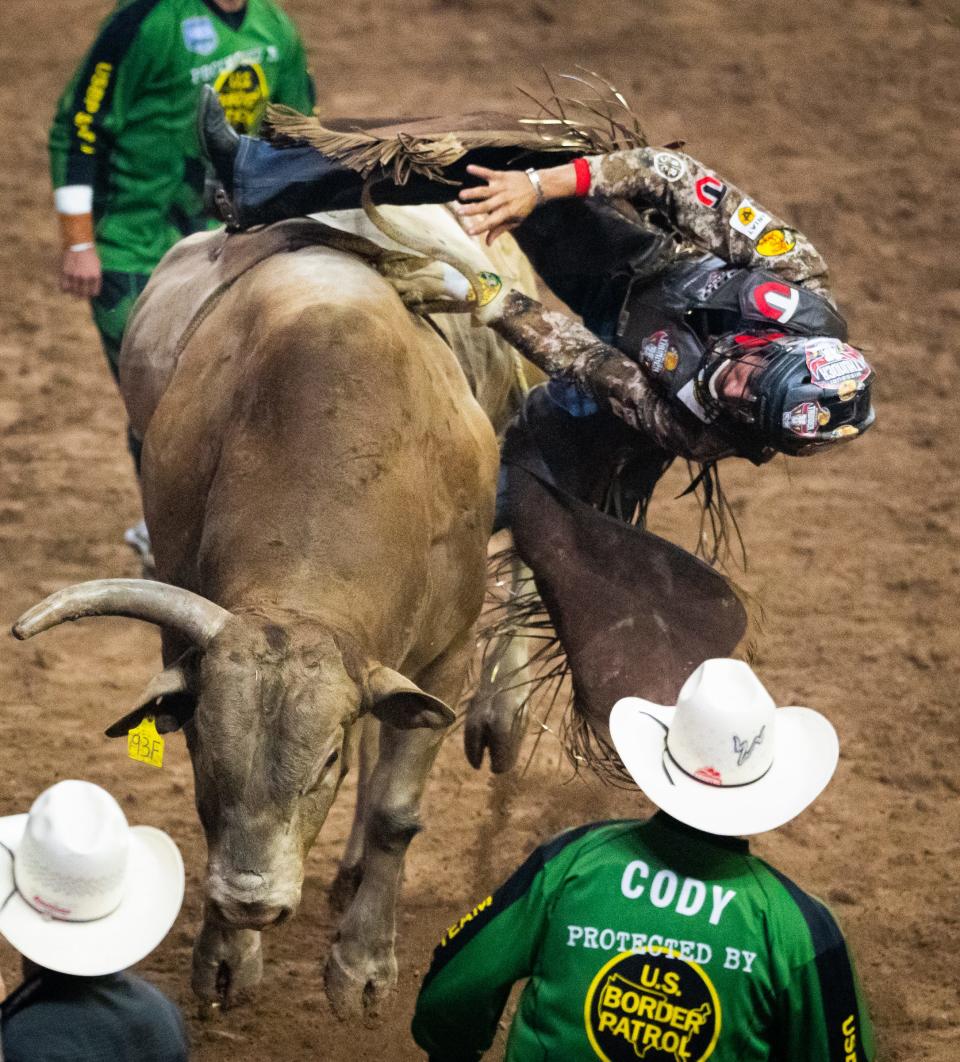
[0,779,184,976]
[609,658,839,836]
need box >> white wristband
[55,185,94,215]
[524,168,545,206]
[67,242,96,253]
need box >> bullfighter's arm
[481,291,736,462]
[770,900,876,1061]
[411,828,588,1061]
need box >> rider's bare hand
[456,165,539,245]
[61,246,102,299]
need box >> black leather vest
[614,257,849,406]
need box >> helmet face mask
[697,332,875,457]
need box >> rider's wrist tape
[573,157,591,197]
[58,211,95,252]
[67,242,96,253]
[524,167,545,206]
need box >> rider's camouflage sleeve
[585,148,833,297]
[489,291,735,462]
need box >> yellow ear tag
[128,716,164,768]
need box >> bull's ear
[365,666,455,730]
[105,659,197,738]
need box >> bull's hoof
[196,1000,222,1022]
[464,696,528,774]
[324,942,397,1025]
[192,921,263,1010]
[328,862,364,915]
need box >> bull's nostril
[227,870,266,892]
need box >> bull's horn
[12,578,230,648]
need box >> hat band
[2,879,124,924]
[663,741,774,790]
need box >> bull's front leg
[324,721,445,1020]
[192,903,264,1011]
[329,714,378,914]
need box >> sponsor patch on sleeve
[755,228,797,257]
[694,175,727,209]
[654,152,687,182]
[729,199,771,240]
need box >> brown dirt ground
[1,0,959,1058]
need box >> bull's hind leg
[324,638,469,1021]
[465,542,533,773]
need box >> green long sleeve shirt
[49,0,314,274]
[413,814,874,1062]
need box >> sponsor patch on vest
[181,16,219,56]
[585,950,721,1061]
[640,331,680,375]
[752,281,800,323]
[695,268,738,301]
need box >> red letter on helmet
[753,281,800,324]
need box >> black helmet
[697,331,875,457]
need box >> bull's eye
[303,747,340,795]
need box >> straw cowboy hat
[609,658,839,835]
[0,780,184,976]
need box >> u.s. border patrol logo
[181,16,218,56]
[584,950,721,1061]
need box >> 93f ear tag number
[128,716,164,768]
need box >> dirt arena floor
[1,0,958,1058]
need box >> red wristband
[573,157,591,197]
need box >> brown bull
[13,208,536,1017]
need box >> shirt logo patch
[182,16,219,56]
[214,62,270,134]
[584,950,722,1061]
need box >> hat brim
[609,698,839,836]
[0,816,184,976]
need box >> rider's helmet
[621,259,876,462]
[696,331,875,457]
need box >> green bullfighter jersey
[413,814,874,1062]
[49,0,314,273]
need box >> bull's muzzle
[208,871,300,931]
